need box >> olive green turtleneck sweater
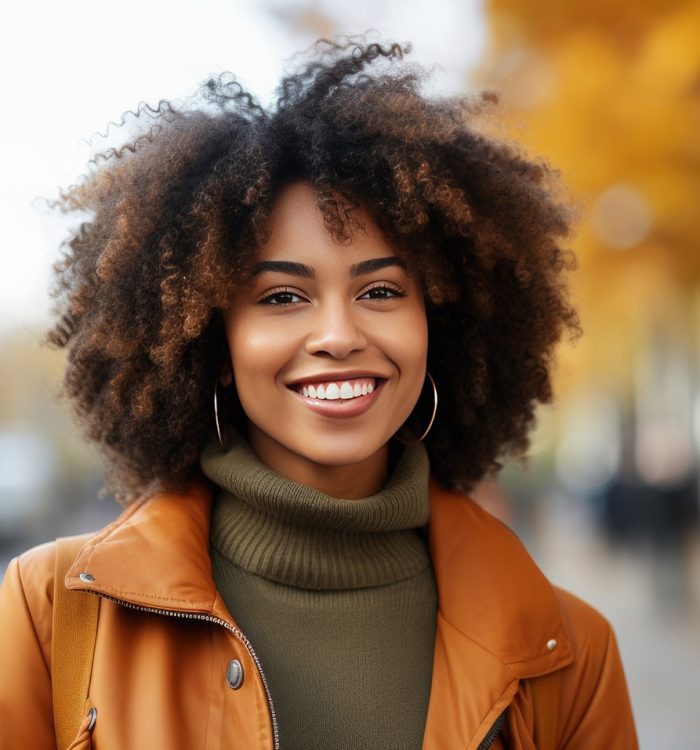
[200,434,437,750]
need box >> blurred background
[1,0,698,746]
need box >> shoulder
[483,576,637,748]
[553,585,630,699]
[551,586,622,700]
[3,540,59,609]
[8,533,95,597]
[0,541,58,675]
[522,587,638,748]
[0,535,95,653]
[554,586,614,657]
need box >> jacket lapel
[423,612,520,750]
[423,481,573,749]
[64,482,232,623]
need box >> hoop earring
[396,371,438,446]
[214,381,225,449]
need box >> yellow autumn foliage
[478,0,700,396]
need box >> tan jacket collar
[66,482,225,617]
[66,478,573,678]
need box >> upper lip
[286,371,388,387]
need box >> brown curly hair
[48,38,580,500]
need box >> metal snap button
[79,573,96,583]
[226,658,244,689]
[546,638,558,651]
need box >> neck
[246,424,388,499]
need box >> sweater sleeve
[553,589,638,750]
[0,546,58,750]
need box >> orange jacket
[0,480,638,749]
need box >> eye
[358,283,406,301]
[257,287,307,305]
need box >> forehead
[257,182,399,264]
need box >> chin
[293,433,388,468]
[261,423,392,469]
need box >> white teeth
[297,377,378,400]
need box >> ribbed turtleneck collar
[200,433,431,590]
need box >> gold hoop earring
[214,381,225,449]
[396,371,438,446]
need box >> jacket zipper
[477,711,506,750]
[82,590,280,750]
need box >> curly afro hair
[48,38,580,501]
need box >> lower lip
[289,381,385,419]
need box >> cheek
[227,335,273,427]
[225,314,261,392]
[227,319,295,399]
[400,302,429,364]
[230,338,269,392]
[382,306,429,390]
[406,309,429,391]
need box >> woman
[0,39,637,749]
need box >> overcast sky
[0,0,485,332]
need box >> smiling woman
[223,182,428,497]
[0,38,637,750]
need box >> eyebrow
[251,260,314,278]
[251,256,406,279]
[351,257,407,276]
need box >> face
[223,182,428,488]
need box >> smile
[295,377,376,400]
[287,376,387,418]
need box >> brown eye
[264,292,299,305]
[358,285,405,301]
[257,287,307,305]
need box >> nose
[304,299,368,359]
